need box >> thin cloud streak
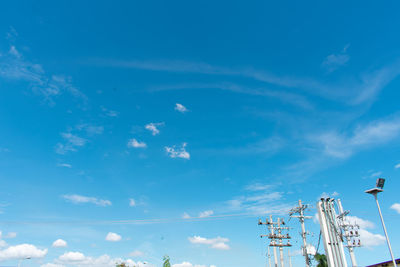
[88,57,400,105]
[150,82,313,110]
[0,45,87,105]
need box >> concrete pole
[373,193,397,267]
[270,215,278,267]
[278,218,284,267]
[268,246,272,267]
[288,249,293,267]
[298,200,310,267]
[337,199,357,267]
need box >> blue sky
[1,1,400,266]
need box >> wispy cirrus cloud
[314,114,400,158]
[198,210,214,218]
[150,82,313,110]
[0,44,87,105]
[226,189,291,215]
[183,210,214,219]
[322,44,350,73]
[88,57,400,105]
[245,183,273,191]
[101,106,119,117]
[62,194,112,207]
[55,124,103,154]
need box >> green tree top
[163,255,171,267]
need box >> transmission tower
[289,199,313,267]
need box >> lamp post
[365,178,397,267]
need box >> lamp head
[376,178,385,189]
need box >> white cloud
[165,143,190,159]
[62,194,112,207]
[390,203,400,214]
[90,56,400,105]
[0,232,17,239]
[127,139,147,148]
[9,46,21,58]
[198,210,214,218]
[0,244,47,260]
[56,252,151,267]
[226,190,290,215]
[129,198,136,207]
[182,212,191,219]
[41,264,66,267]
[129,250,144,257]
[101,106,119,117]
[75,124,104,136]
[245,183,272,191]
[175,103,188,113]
[345,216,385,247]
[59,251,86,261]
[320,191,339,199]
[145,122,164,136]
[0,44,87,105]
[359,229,386,247]
[188,236,230,250]
[0,240,7,248]
[57,163,72,168]
[346,216,375,229]
[370,171,383,178]
[52,239,67,248]
[172,262,216,267]
[105,232,122,242]
[62,133,86,146]
[395,163,400,169]
[316,116,400,158]
[322,45,350,73]
[56,124,103,154]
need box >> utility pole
[259,216,292,267]
[267,246,272,267]
[289,199,312,267]
[278,218,284,267]
[337,199,360,267]
[288,249,293,267]
[317,198,348,267]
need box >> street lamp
[365,178,397,267]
